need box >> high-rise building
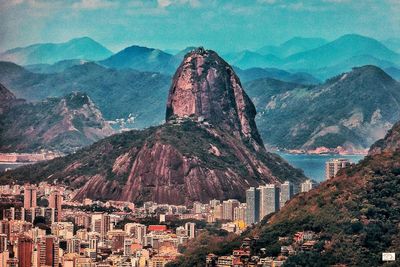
[209,199,221,209]
[301,180,315,193]
[259,184,280,219]
[48,191,63,222]
[40,236,59,267]
[245,187,260,225]
[184,222,196,239]
[23,185,37,209]
[192,202,202,214]
[123,238,133,256]
[233,203,247,222]
[325,158,350,180]
[91,213,111,240]
[222,199,240,221]
[280,181,294,208]
[0,234,7,252]
[124,223,146,244]
[17,235,33,267]
[66,238,80,254]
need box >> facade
[222,200,240,221]
[184,222,196,239]
[259,184,280,219]
[280,181,294,208]
[17,235,33,267]
[325,158,350,180]
[245,187,260,225]
[48,191,63,222]
[23,185,37,210]
[300,180,315,193]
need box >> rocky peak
[166,47,263,147]
[369,121,400,155]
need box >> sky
[0,0,399,53]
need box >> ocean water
[277,152,365,183]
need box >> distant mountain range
[0,61,171,129]
[0,84,113,153]
[225,34,400,80]
[245,65,400,151]
[1,60,399,151]
[257,37,328,57]
[2,34,399,82]
[0,37,112,65]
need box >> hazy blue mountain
[244,65,400,150]
[234,67,320,85]
[0,37,112,65]
[99,45,178,74]
[284,34,400,70]
[384,66,400,81]
[313,55,399,80]
[384,37,400,53]
[223,50,282,69]
[24,59,90,74]
[0,61,170,128]
[257,37,327,57]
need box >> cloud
[157,0,201,8]
[72,0,117,10]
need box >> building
[222,199,240,221]
[184,222,196,239]
[233,203,246,222]
[259,184,280,219]
[48,191,63,222]
[40,236,59,267]
[325,158,350,180]
[17,235,33,267]
[245,187,260,225]
[280,181,294,208]
[301,180,315,193]
[23,185,37,209]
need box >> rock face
[0,91,114,153]
[1,49,306,204]
[166,48,263,147]
[0,83,25,114]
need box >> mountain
[0,83,25,114]
[169,118,400,267]
[223,50,282,69]
[235,67,320,85]
[0,61,171,128]
[99,45,177,74]
[24,59,90,74]
[257,37,327,57]
[0,90,114,153]
[0,48,306,205]
[244,65,400,150]
[284,34,400,71]
[384,66,400,81]
[0,37,112,65]
[384,37,400,53]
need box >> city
[0,159,349,267]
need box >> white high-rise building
[246,187,260,225]
[259,184,280,219]
[325,158,350,180]
[301,180,315,193]
[280,181,294,208]
[184,222,196,239]
[222,199,240,221]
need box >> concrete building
[280,181,294,208]
[222,199,240,221]
[301,180,315,193]
[184,222,196,239]
[23,185,37,209]
[245,187,260,225]
[325,158,350,180]
[259,184,280,219]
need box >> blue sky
[1,0,399,53]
